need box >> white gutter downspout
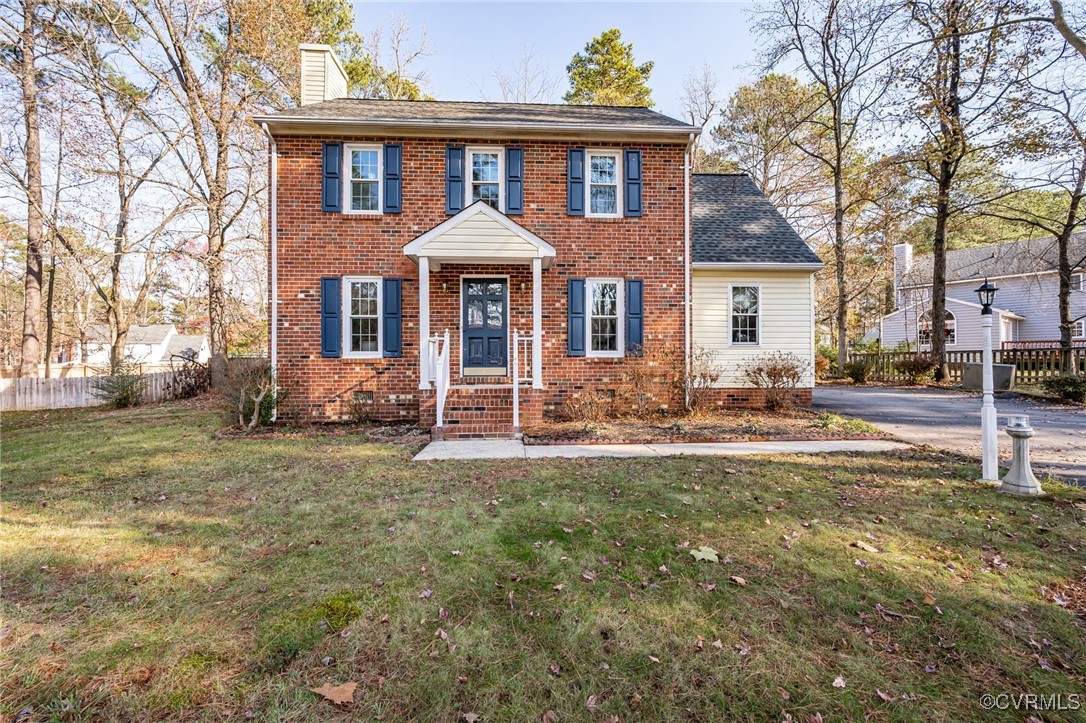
[684,132,694,411]
[261,122,279,420]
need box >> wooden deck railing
[848,347,1085,384]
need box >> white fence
[0,370,182,412]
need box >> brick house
[255,45,822,438]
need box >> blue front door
[463,279,507,375]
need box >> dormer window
[467,148,503,209]
[587,151,622,218]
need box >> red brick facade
[272,134,688,425]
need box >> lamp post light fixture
[975,278,999,483]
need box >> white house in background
[84,324,210,365]
[880,234,1086,350]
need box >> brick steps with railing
[433,386,518,439]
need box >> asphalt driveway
[813,386,1086,485]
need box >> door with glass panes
[462,279,507,376]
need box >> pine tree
[564,29,653,107]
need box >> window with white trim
[586,278,623,356]
[730,286,760,345]
[586,151,621,217]
[345,145,382,213]
[918,309,956,347]
[1072,272,1084,292]
[467,148,503,210]
[343,276,382,357]
[1074,318,1085,339]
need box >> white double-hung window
[343,276,382,357]
[586,278,624,357]
[586,151,621,218]
[467,148,503,210]
[345,144,382,213]
[730,285,760,345]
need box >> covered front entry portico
[403,201,556,394]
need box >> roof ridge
[323,97,662,112]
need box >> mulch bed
[523,409,893,446]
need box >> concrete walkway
[413,438,911,461]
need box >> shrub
[1040,375,1086,403]
[345,389,377,423]
[843,360,871,384]
[814,354,831,380]
[165,358,210,400]
[564,392,610,423]
[224,358,285,429]
[895,354,937,385]
[617,342,721,416]
[740,351,810,410]
[92,360,145,408]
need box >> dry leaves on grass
[729,575,747,587]
[310,681,357,706]
[689,545,719,563]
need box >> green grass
[3,400,1086,721]
[814,412,882,435]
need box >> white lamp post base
[999,418,1043,496]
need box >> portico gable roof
[403,201,556,268]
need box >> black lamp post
[975,278,998,315]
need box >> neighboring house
[881,235,1086,350]
[83,324,210,365]
[255,45,822,436]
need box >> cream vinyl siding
[300,46,348,106]
[693,269,815,387]
[419,213,547,260]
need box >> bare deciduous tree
[680,61,720,171]
[486,45,560,104]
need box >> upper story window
[586,278,624,357]
[345,145,382,214]
[587,151,622,218]
[1072,271,1083,292]
[343,276,382,357]
[467,148,503,210]
[730,285,760,345]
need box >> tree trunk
[207,225,228,387]
[18,0,43,378]
[1056,161,1085,375]
[834,179,848,369]
[44,253,55,376]
[931,162,952,381]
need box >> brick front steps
[432,386,517,440]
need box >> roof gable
[403,202,556,266]
[691,174,822,267]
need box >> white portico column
[532,257,543,389]
[418,255,430,390]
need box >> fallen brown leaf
[730,575,747,587]
[311,681,357,706]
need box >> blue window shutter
[567,278,586,356]
[624,149,642,217]
[625,279,644,355]
[382,277,403,358]
[505,146,524,215]
[446,145,465,214]
[383,143,402,213]
[320,277,341,358]
[567,147,585,216]
[322,142,342,213]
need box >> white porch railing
[429,330,451,428]
[511,329,535,429]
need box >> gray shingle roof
[692,174,822,266]
[88,324,175,345]
[256,98,697,131]
[902,232,1086,286]
[166,334,207,360]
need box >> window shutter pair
[566,278,643,356]
[321,142,402,213]
[320,277,403,358]
[566,148,643,216]
[445,145,524,215]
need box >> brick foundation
[700,387,814,410]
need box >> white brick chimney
[299,44,348,106]
[892,243,913,309]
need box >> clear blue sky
[353,1,762,121]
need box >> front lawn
[3,400,1085,721]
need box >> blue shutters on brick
[446,145,465,215]
[625,279,643,355]
[624,149,642,217]
[320,277,341,358]
[505,146,524,215]
[567,148,585,216]
[383,143,402,213]
[567,278,586,356]
[382,277,402,358]
[322,142,342,213]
